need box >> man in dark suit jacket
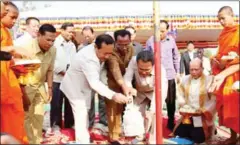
[180,41,198,75]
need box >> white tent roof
[19,1,239,18]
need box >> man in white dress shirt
[173,58,216,143]
[50,22,76,130]
[60,34,129,143]
[14,17,40,46]
[124,50,168,144]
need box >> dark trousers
[175,118,205,143]
[50,82,74,128]
[165,79,176,131]
[88,91,108,128]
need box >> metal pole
[153,0,163,144]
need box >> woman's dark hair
[136,50,154,65]
[95,34,115,49]
[39,24,56,35]
[114,29,131,41]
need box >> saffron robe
[0,23,28,143]
[212,25,239,133]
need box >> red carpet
[42,112,230,144]
[42,116,172,144]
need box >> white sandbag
[123,96,145,137]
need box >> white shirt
[188,51,195,60]
[53,35,77,83]
[124,56,168,113]
[178,75,216,127]
[14,32,34,46]
[60,44,115,109]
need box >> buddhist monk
[0,2,28,144]
[0,0,9,18]
[209,6,239,144]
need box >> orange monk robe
[0,23,28,143]
[212,25,240,134]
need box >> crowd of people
[1,1,239,144]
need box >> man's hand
[211,58,225,70]
[208,74,226,93]
[2,46,33,59]
[13,46,34,59]
[176,73,181,84]
[112,93,129,104]
[47,87,53,103]
[130,88,137,96]
[211,58,219,67]
[58,71,65,76]
[121,84,136,96]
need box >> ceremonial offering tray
[179,105,201,124]
[12,59,41,85]
[221,51,239,60]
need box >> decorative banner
[19,15,239,31]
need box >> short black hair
[6,2,18,11]
[136,50,154,65]
[187,41,194,45]
[95,34,115,49]
[114,29,131,41]
[60,22,74,30]
[82,26,94,34]
[124,25,136,33]
[160,20,169,30]
[39,24,56,35]
[26,17,40,25]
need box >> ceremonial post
[153,0,163,144]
